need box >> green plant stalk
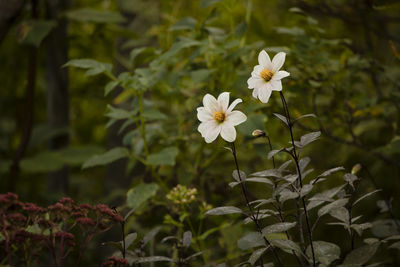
[279,91,316,267]
[138,92,149,156]
[231,142,284,267]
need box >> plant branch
[231,142,283,267]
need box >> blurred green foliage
[1,0,400,265]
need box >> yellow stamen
[260,69,274,82]
[213,111,226,123]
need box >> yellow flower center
[213,111,226,123]
[260,69,274,82]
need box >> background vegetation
[1,0,400,265]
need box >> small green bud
[351,163,362,175]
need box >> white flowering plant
[61,2,400,266]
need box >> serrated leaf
[82,147,129,169]
[344,243,379,265]
[237,232,264,250]
[307,241,341,266]
[205,206,243,216]
[300,131,321,147]
[262,222,296,235]
[182,231,192,247]
[318,198,349,217]
[147,147,179,166]
[126,183,159,210]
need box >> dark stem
[279,91,316,267]
[348,204,355,250]
[122,221,126,259]
[231,142,283,267]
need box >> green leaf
[200,0,222,8]
[82,147,129,169]
[371,219,400,238]
[105,105,137,120]
[307,241,341,266]
[232,170,246,182]
[63,59,112,77]
[248,247,267,266]
[317,167,345,178]
[205,206,243,216]
[329,207,350,223]
[273,113,289,126]
[270,239,302,254]
[125,232,138,249]
[262,222,297,235]
[58,145,104,166]
[169,17,197,31]
[20,152,64,173]
[20,20,56,47]
[105,80,119,96]
[66,8,125,23]
[279,189,299,203]
[142,107,168,120]
[344,243,379,265]
[190,69,214,83]
[353,190,381,206]
[135,256,174,263]
[126,183,159,210]
[389,241,400,250]
[147,147,179,166]
[143,226,162,246]
[318,198,349,217]
[300,131,321,147]
[344,173,358,189]
[234,22,247,38]
[237,232,264,250]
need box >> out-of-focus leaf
[126,183,159,210]
[105,80,120,96]
[66,8,125,23]
[237,232,264,250]
[169,17,197,31]
[353,190,381,206]
[82,147,129,169]
[371,219,400,238]
[143,226,162,246]
[300,131,321,147]
[200,0,222,8]
[344,173,358,189]
[19,20,56,47]
[135,256,174,263]
[147,147,179,166]
[182,231,192,247]
[248,247,267,265]
[125,232,137,249]
[238,114,266,136]
[343,243,379,265]
[232,169,246,182]
[307,241,341,266]
[20,152,64,173]
[205,206,243,216]
[318,198,349,217]
[262,222,296,235]
[64,58,112,76]
[270,239,301,254]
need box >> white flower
[247,50,290,103]
[197,92,247,143]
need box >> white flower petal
[258,50,272,69]
[227,110,247,126]
[270,80,282,91]
[203,94,219,112]
[258,83,272,103]
[217,92,230,112]
[220,124,237,143]
[204,123,221,143]
[274,70,290,80]
[272,52,286,72]
[251,65,263,77]
[227,98,242,113]
[198,121,213,137]
[247,76,264,89]
[197,107,212,122]
[252,87,259,98]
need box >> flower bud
[351,163,362,175]
[252,129,266,138]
